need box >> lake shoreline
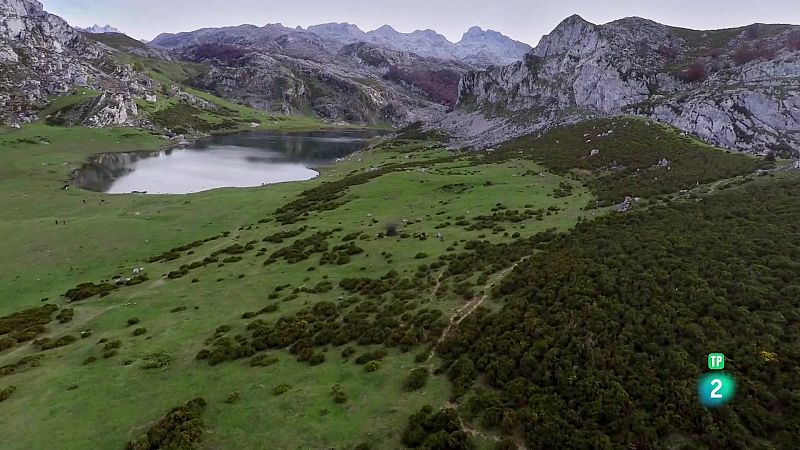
[68,129,389,195]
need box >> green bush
[364,361,380,372]
[0,385,16,402]
[404,368,430,391]
[56,308,74,323]
[126,318,141,327]
[125,397,207,450]
[273,384,292,396]
[224,392,241,404]
[331,384,348,404]
[249,354,278,367]
[132,328,148,337]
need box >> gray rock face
[187,49,446,125]
[165,26,471,125]
[455,26,532,67]
[453,15,800,154]
[0,0,157,126]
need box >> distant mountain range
[76,24,120,34]
[150,22,531,68]
[1,0,799,154]
[299,23,532,66]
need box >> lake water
[71,129,384,194]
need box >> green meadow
[0,110,777,449]
[0,116,594,449]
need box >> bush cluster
[436,177,800,448]
[402,406,473,449]
[0,304,58,345]
[0,354,44,377]
[125,397,207,450]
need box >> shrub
[734,44,776,65]
[414,252,429,259]
[32,334,76,351]
[125,398,207,450]
[63,282,118,301]
[142,352,173,370]
[355,350,388,364]
[224,391,241,404]
[0,337,16,351]
[677,61,707,83]
[103,339,122,350]
[308,353,325,366]
[249,354,278,367]
[364,360,380,372]
[404,368,430,391]
[132,328,148,337]
[126,318,141,327]
[331,384,348,404]
[170,306,187,313]
[0,385,16,402]
[102,350,118,359]
[273,384,292,396]
[0,354,44,376]
[56,308,74,323]
[0,304,58,338]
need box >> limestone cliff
[454,15,800,154]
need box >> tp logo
[698,353,735,408]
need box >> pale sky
[41,0,800,44]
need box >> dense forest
[437,175,800,449]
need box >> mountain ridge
[152,22,532,67]
[447,14,800,154]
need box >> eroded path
[427,256,528,364]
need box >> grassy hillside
[0,119,593,449]
[0,115,788,449]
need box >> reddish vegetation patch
[384,66,461,107]
[678,61,707,83]
[192,43,248,63]
[734,44,778,65]
[788,31,800,51]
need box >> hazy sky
[41,0,800,44]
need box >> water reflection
[72,129,384,194]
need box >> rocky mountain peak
[78,24,121,34]
[533,14,599,58]
[453,14,800,154]
[372,24,398,35]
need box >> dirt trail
[427,257,527,364]
[425,257,530,449]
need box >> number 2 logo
[710,378,723,399]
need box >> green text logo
[708,353,725,370]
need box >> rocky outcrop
[0,0,160,126]
[45,92,140,127]
[452,15,800,154]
